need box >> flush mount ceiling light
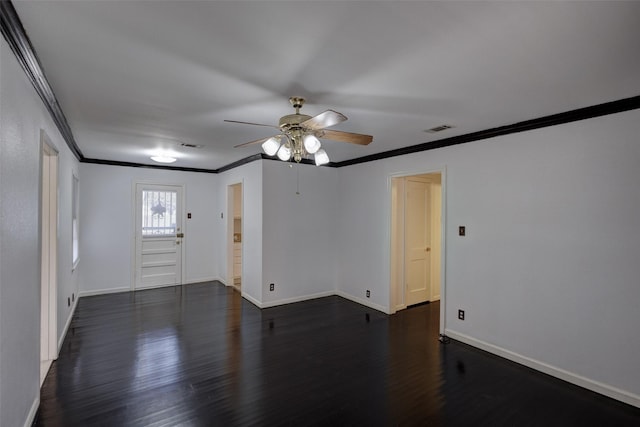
[150,154,177,164]
[226,97,373,166]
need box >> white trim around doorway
[387,167,447,335]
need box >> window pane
[141,190,177,236]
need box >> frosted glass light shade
[262,136,281,156]
[277,144,292,161]
[314,149,329,166]
[303,134,321,154]
[150,155,177,163]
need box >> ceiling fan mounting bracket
[289,96,306,114]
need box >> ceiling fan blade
[320,129,373,145]
[224,119,280,129]
[234,135,275,148]
[301,110,347,130]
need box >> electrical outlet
[459,226,466,236]
[366,290,370,298]
[458,309,465,321]
[269,283,275,292]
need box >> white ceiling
[12,1,640,170]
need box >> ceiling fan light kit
[314,148,329,166]
[227,97,373,166]
[277,143,292,161]
[303,134,321,154]
[262,136,281,156]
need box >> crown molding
[333,94,640,168]
[1,0,83,160]
[83,95,640,173]
[80,157,217,174]
[214,153,263,173]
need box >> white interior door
[135,184,183,289]
[405,178,431,306]
[40,138,58,384]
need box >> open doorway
[227,183,243,291]
[40,133,58,385]
[390,171,445,331]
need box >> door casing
[389,168,446,333]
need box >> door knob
[425,247,431,252]
[176,241,181,245]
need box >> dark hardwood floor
[35,281,640,426]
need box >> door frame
[388,167,446,334]
[226,182,243,289]
[40,131,58,384]
[131,181,186,290]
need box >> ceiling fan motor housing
[279,114,312,131]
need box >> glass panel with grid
[141,190,178,236]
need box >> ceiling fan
[225,97,373,165]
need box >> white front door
[405,178,431,306]
[135,184,183,289]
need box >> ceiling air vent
[424,124,455,134]
[179,143,203,148]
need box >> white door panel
[405,179,431,306]
[135,184,183,289]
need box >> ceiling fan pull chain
[296,163,300,195]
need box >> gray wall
[1,37,80,427]
[78,163,218,295]
[261,160,339,305]
[335,109,640,405]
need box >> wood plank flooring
[34,281,640,426]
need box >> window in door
[141,189,178,236]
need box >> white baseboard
[260,291,336,309]
[242,292,263,308]
[184,276,217,285]
[57,295,79,353]
[445,329,640,409]
[335,291,390,314]
[78,279,227,299]
[79,286,131,298]
[23,395,40,427]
